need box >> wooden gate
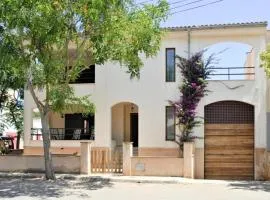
[91,148,123,173]
[204,101,254,180]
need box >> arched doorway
[111,102,139,149]
[204,101,254,180]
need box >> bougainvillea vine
[170,51,213,152]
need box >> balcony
[208,66,255,80]
[31,128,95,140]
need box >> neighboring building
[23,22,269,180]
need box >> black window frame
[165,106,176,141]
[165,48,176,82]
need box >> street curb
[0,173,179,184]
[100,177,181,184]
[0,173,268,185]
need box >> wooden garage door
[204,101,254,180]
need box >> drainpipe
[187,28,191,59]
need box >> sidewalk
[0,172,265,185]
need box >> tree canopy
[261,44,270,76]
[0,31,24,147]
[0,0,169,179]
[0,0,169,113]
[0,38,24,110]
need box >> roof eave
[163,21,268,32]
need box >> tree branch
[27,80,44,112]
[174,139,181,146]
[9,103,18,130]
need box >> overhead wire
[135,0,224,16]
[170,0,206,10]
[170,0,224,15]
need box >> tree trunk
[41,112,56,180]
[16,132,21,149]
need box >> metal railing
[208,66,255,80]
[31,128,95,140]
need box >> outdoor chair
[50,129,65,140]
[72,129,81,140]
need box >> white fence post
[123,142,133,176]
[80,141,92,175]
[184,142,195,178]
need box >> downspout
[187,28,191,59]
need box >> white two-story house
[23,21,270,180]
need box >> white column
[23,91,33,147]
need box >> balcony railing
[31,128,95,140]
[208,66,255,80]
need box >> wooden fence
[91,148,123,173]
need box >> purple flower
[168,51,212,145]
[191,83,197,88]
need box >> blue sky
[162,0,270,28]
[203,42,252,80]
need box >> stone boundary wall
[130,156,183,176]
[0,142,196,177]
[123,142,195,178]
[0,155,80,173]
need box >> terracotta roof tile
[163,21,268,31]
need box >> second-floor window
[70,65,95,84]
[166,48,175,82]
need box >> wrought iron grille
[204,101,254,124]
[31,128,95,140]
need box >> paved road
[0,177,269,200]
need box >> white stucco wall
[195,80,266,148]
[24,24,269,150]
[111,104,125,146]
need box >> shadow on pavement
[228,181,270,192]
[0,177,113,198]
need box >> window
[166,48,175,82]
[166,106,175,141]
[69,65,95,84]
